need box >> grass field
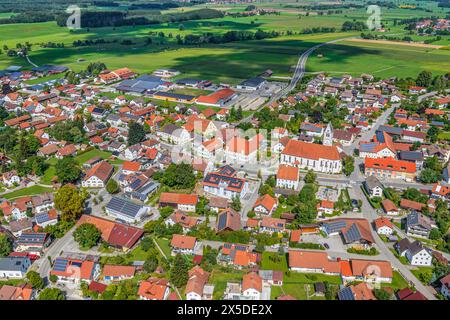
[2,185,53,200]
[75,149,114,164]
[261,252,289,271]
[209,270,245,300]
[1,6,448,84]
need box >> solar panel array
[53,258,68,272]
[343,223,362,243]
[324,220,347,234]
[35,213,50,224]
[17,233,46,244]
[338,286,355,300]
[217,212,228,231]
[106,196,143,218]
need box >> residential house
[276,165,299,190]
[50,256,101,285]
[0,283,34,300]
[81,161,114,188]
[138,278,170,300]
[363,176,383,198]
[405,211,436,238]
[253,194,277,216]
[170,234,197,255]
[0,257,31,279]
[259,216,286,234]
[374,217,394,235]
[159,193,198,212]
[203,165,248,199]
[102,265,136,282]
[216,208,242,233]
[185,266,214,300]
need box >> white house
[276,165,299,190]
[374,217,394,236]
[0,257,31,279]
[406,244,433,266]
[440,274,450,299]
[81,161,114,188]
[2,170,20,187]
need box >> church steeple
[323,122,333,146]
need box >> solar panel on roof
[344,223,362,243]
[338,287,355,300]
[217,213,227,231]
[53,258,68,272]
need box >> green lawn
[411,267,434,285]
[155,237,172,259]
[2,185,53,200]
[261,252,289,271]
[270,271,342,300]
[438,132,450,141]
[382,271,409,291]
[209,270,244,300]
[75,149,113,164]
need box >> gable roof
[282,139,340,161]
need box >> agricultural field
[0,1,449,84]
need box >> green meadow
[0,2,449,83]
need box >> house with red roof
[374,217,394,235]
[185,266,214,300]
[0,283,34,300]
[159,192,198,212]
[218,243,260,269]
[381,199,399,216]
[102,265,136,282]
[122,161,141,175]
[276,165,299,190]
[170,234,198,255]
[224,133,265,164]
[77,215,143,251]
[138,278,170,300]
[259,216,286,234]
[253,194,277,215]
[81,161,114,188]
[365,157,416,182]
[317,200,335,218]
[50,256,101,286]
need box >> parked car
[323,243,330,249]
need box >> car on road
[323,243,330,249]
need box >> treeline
[73,39,118,47]
[128,2,180,10]
[56,8,224,28]
[177,29,280,45]
[93,1,119,7]
[0,12,55,24]
[300,26,336,34]
[341,21,367,31]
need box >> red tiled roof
[171,234,197,250]
[277,165,299,181]
[282,139,340,161]
[159,193,198,206]
[365,157,416,173]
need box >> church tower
[323,122,333,146]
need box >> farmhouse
[81,161,114,188]
[159,193,198,212]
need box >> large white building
[280,139,342,174]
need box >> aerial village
[0,59,449,301]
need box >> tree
[231,196,241,211]
[54,185,87,222]
[169,254,189,287]
[143,255,159,273]
[416,70,433,87]
[38,288,65,300]
[342,156,355,176]
[26,271,44,289]
[0,234,12,257]
[140,237,154,251]
[373,288,392,300]
[106,179,120,194]
[304,170,316,183]
[55,156,81,183]
[158,163,196,189]
[73,223,102,249]
[128,121,145,146]
[419,168,441,183]
[429,228,442,240]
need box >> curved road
[238,36,354,124]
